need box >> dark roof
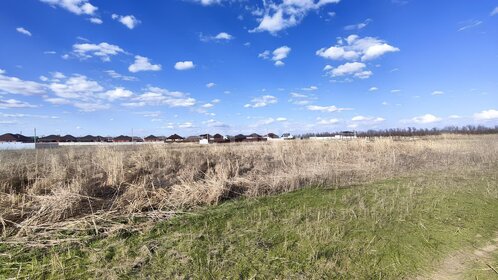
[114,135,132,141]
[61,135,77,141]
[266,133,279,138]
[38,135,61,142]
[234,134,246,139]
[167,134,184,140]
[0,133,32,142]
[281,133,291,137]
[144,135,159,140]
[78,135,98,142]
[248,133,262,138]
[340,131,355,135]
[185,135,201,141]
[213,133,223,139]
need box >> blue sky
[0,0,497,136]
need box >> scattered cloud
[104,87,133,100]
[16,27,32,36]
[458,20,482,32]
[250,0,340,34]
[105,70,138,81]
[344,19,372,31]
[200,32,234,42]
[206,82,216,88]
[317,35,400,61]
[391,89,401,93]
[73,102,110,112]
[0,72,46,95]
[174,61,195,71]
[128,55,161,72]
[179,122,194,128]
[40,0,97,15]
[324,62,372,79]
[111,14,141,29]
[404,114,442,124]
[432,90,444,96]
[474,109,498,121]
[492,7,498,16]
[89,17,102,24]
[122,86,196,107]
[73,42,125,61]
[203,119,229,128]
[351,115,385,126]
[317,117,339,125]
[259,45,291,66]
[369,87,378,92]
[49,74,103,99]
[306,105,352,112]
[244,95,278,108]
[0,98,37,109]
[301,86,318,91]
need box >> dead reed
[0,135,497,240]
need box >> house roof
[248,133,262,138]
[234,134,246,139]
[213,133,223,138]
[0,133,31,142]
[144,135,159,140]
[61,135,77,141]
[114,135,132,141]
[39,135,61,141]
[167,134,184,140]
[266,133,279,138]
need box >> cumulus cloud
[105,70,137,81]
[259,46,291,66]
[351,115,385,126]
[128,55,162,72]
[317,117,339,125]
[244,95,278,108]
[206,82,216,88]
[474,109,498,121]
[174,61,195,71]
[104,87,133,100]
[203,119,229,128]
[369,87,378,92]
[111,14,141,29]
[316,35,399,61]
[0,98,37,109]
[73,102,110,112]
[122,86,196,107]
[89,17,102,24]
[16,27,32,36]
[40,0,97,15]
[49,74,103,99]
[0,72,46,95]
[324,62,372,79]
[200,32,234,42]
[405,114,442,124]
[306,105,352,112]
[250,0,340,34]
[73,42,125,61]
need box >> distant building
[246,133,265,142]
[166,134,184,142]
[185,135,202,143]
[78,135,107,142]
[61,135,77,142]
[38,135,61,143]
[265,133,279,139]
[113,135,132,142]
[0,133,32,143]
[144,135,161,142]
[281,133,295,140]
[234,134,246,142]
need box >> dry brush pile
[0,135,497,241]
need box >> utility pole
[34,128,37,143]
[132,128,134,144]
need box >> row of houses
[0,132,296,144]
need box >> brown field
[1,135,497,241]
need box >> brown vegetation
[0,135,497,241]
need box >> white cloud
[49,74,103,100]
[258,50,270,59]
[89,17,102,24]
[104,87,133,100]
[458,20,482,32]
[244,95,278,108]
[16,27,32,36]
[260,46,291,66]
[0,73,46,95]
[201,32,234,42]
[250,0,340,34]
[128,55,162,73]
[179,122,194,128]
[306,105,351,112]
[302,86,318,91]
[448,115,461,119]
[369,87,378,92]
[391,89,401,93]
[406,114,442,124]
[40,0,97,15]
[174,61,195,71]
[344,19,372,31]
[274,60,285,67]
[203,119,229,128]
[111,14,141,29]
[215,32,233,40]
[316,35,399,61]
[276,117,287,122]
[492,7,498,16]
[73,42,125,61]
[105,70,137,81]
[122,86,196,107]
[325,62,372,79]
[317,118,339,125]
[73,102,110,112]
[474,109,498,121]
[432,90,444,96]
[351,115,385,126]
[0,98,37,109]
[206,82,216,88]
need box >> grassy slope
[1,168,497,279]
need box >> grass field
[1,135,498,278]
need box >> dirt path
[417,235,498,279]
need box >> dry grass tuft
[0,135,497,240]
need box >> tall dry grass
[0,135,497,239]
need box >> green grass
[1,169,498,279]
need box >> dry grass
[0,135,497,240]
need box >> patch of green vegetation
[1,170,497,279]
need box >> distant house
[78,135,105,142]
[338,131,357,139]
[61,135,77,142]
[166,134,184,142]
[113,135,132,142]
[185,135,202,142]
[0,133,32,143]
[212,133,225,143]
[265,133,279,139]
[234,134,246,142]
[144,135,161,142]
[281,133,295,140]
[246,133,265,142]
[38,135,61,143]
